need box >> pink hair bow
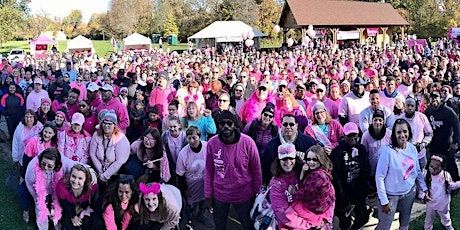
[139,182,161,195]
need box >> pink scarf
[33,161,63,224]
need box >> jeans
[18,182,31,211]
[213,197,254,230]
[376,186,416,230]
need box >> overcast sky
[29,0,111,22]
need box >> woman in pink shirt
[102,175,137,230]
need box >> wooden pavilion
[279,0,409,46]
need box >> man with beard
[330,122,370,230]
[379,76,403,110]
[96,84,130,132]
[338,77,370,126]
[232,83,246,114]
[424,91,460,181]
[205,110,262,230]
[359,89,395,133]
[261,114,316,184]
[397,97,433,169]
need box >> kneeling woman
[56,164,98,230]
[25,148,78,230]
[129,182,182,230]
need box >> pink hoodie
[97,97,130,132]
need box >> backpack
[250,186,277,230]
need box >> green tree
[163,10,179,37]
[62,9,83,38]
[257,0,283,44]
[0,3,25,45]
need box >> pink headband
[139,182,161,195]
[431,155,443,163]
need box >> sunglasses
[280,157,296,161]
[143,136,156,143]
[102,121,115,126]
[219,121,234,127]
[40,162,55,169]
[282,122,296,127]
[305,157,319,162]
[263,113,274,118]
[235,89,243,92]
[218,99,228,103]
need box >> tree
[87,13,106,39]
[0,3,26,45]
[216,0,258,26]
[257,0,283,44]
[62,9,83,38]
[103,0,153,38]
[163,10,179,37]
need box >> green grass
[0,40,190,57]
[0,145,35,229]
[409,194,460,229]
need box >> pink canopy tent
[29,35,56,57]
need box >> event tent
[29,35,56,56]
[123,33,151,51]
[67,35,95,54]
[188,21,267,49]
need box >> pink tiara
[139,182,161,195]
[431,155,443,163]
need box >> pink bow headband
[431,155,443,163]
[139,182,161,195]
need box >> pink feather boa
[33,161,63,225]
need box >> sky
[29,0,111,23]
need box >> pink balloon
[287,38,294,47]
[308,25,314,31]
[302,36,310,46]
[242,32,247,40]
[307,29,316,38]
[245,39,254,47]
[274,25,281,34]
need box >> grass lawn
[0,40,190,57]
[409,193,460,229]
[0,145,35,229]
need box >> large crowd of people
[2,35,460,230]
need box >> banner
[337,30,359,40]
[407,39,427,48]
[366,28,379,36]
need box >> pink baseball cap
[343,122,359,135]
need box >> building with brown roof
[279,0,409,46]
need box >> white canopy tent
[123,33,151,51]
[67,35,95,54]
[188,21,267,49]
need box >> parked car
[7,49,26,62]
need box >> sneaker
[22,210,29,223]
